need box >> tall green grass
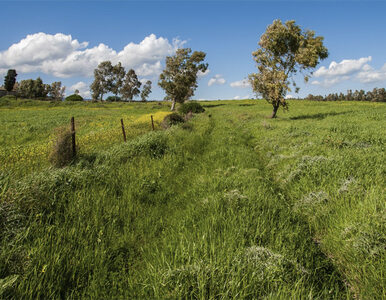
[0,99,384,298]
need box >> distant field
[0,98,385,299]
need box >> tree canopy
[4,69,17,92]
[158,48,208,111]
[121,69,141,101]
[249,19,328,118]
[140,80,152,102]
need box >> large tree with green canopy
[159,48,208,111]
[249,19,328,118]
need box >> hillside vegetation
[0,99,385,299]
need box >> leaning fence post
[121,118,127,142]
[71,116,76,157]
[151,115,155,131]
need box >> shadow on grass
[202,104,225,108]
[290,111,352,120]
[238,104,256,107]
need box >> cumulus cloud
[0,32,185,78]
[311,56,386,86]
[230,79,250,88]
[357,63,386,83]
[314,56,372,78]
[208,74,226,86]
[69,81,90,98]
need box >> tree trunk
[171,100,176,111]
[271,103,280,118]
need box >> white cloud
[285,94,294,99]
[0,32,185,78]
[314,56,372,78]
[198,68,210,78]
[69,81,90,98]
[208,74,226,86]
[230,79,250,88]
[311,56,386,87]
[233,94,250,100]
[357,63,386,83]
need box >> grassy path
[1,100,384,298]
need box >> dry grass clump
[49,127,75,167]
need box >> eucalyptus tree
[121,69,141,101]
[111,62,125,98]
[159,48,208,111]
[90,61,114,100]
[140,80,152,102]
[249,19,328,118]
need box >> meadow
[0,97,385,299]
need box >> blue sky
[1,0,386,100]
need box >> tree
[4,69,17,93]
[158,48,208,111]
[140,80,152,102]
[111,62,125,97]
[249,20,328,118]
[121,69,141,101]
[90,61,114,100]
[18,79,35,98]
[48,82,66,100]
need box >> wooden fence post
[151,115,155,131]
[121,118,127,142]
[71,116,76,157]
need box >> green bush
[161,113,185,129]
[106,96,121,102]
[178,101,205,115]
[65,94,83,101]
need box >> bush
[178,101,205,115]
[161,113,185,129]
[49,128,75,167]
[65,94,83,101]
[106,95,121,102]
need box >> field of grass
[0,98,385,299]
[0,98,171,177]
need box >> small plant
[65,94,83,101]
[161,112,185,129]
[178,101,205,115]
[49,127,75,167]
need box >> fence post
[151,115,155,131]
[121,118,127,142]
[71,116,76,157]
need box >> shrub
[106,95,121,102]
[178,101,205,115]
[49,128,75,167]
[161,113,185,129]
[65,94,83,101]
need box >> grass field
[0,98,385,299]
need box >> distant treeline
[304,88,386,102]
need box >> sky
[1,0,386,100]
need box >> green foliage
[17,77,48,99]
[105,95,121,102]
[158,48,208,110]
[249,19,328,117]
[3,69,17,92]
[65,94,83,101]
[178,101,205,115]
[161,112,185,128]
[121,69,141,101]
[140,80,152,102]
